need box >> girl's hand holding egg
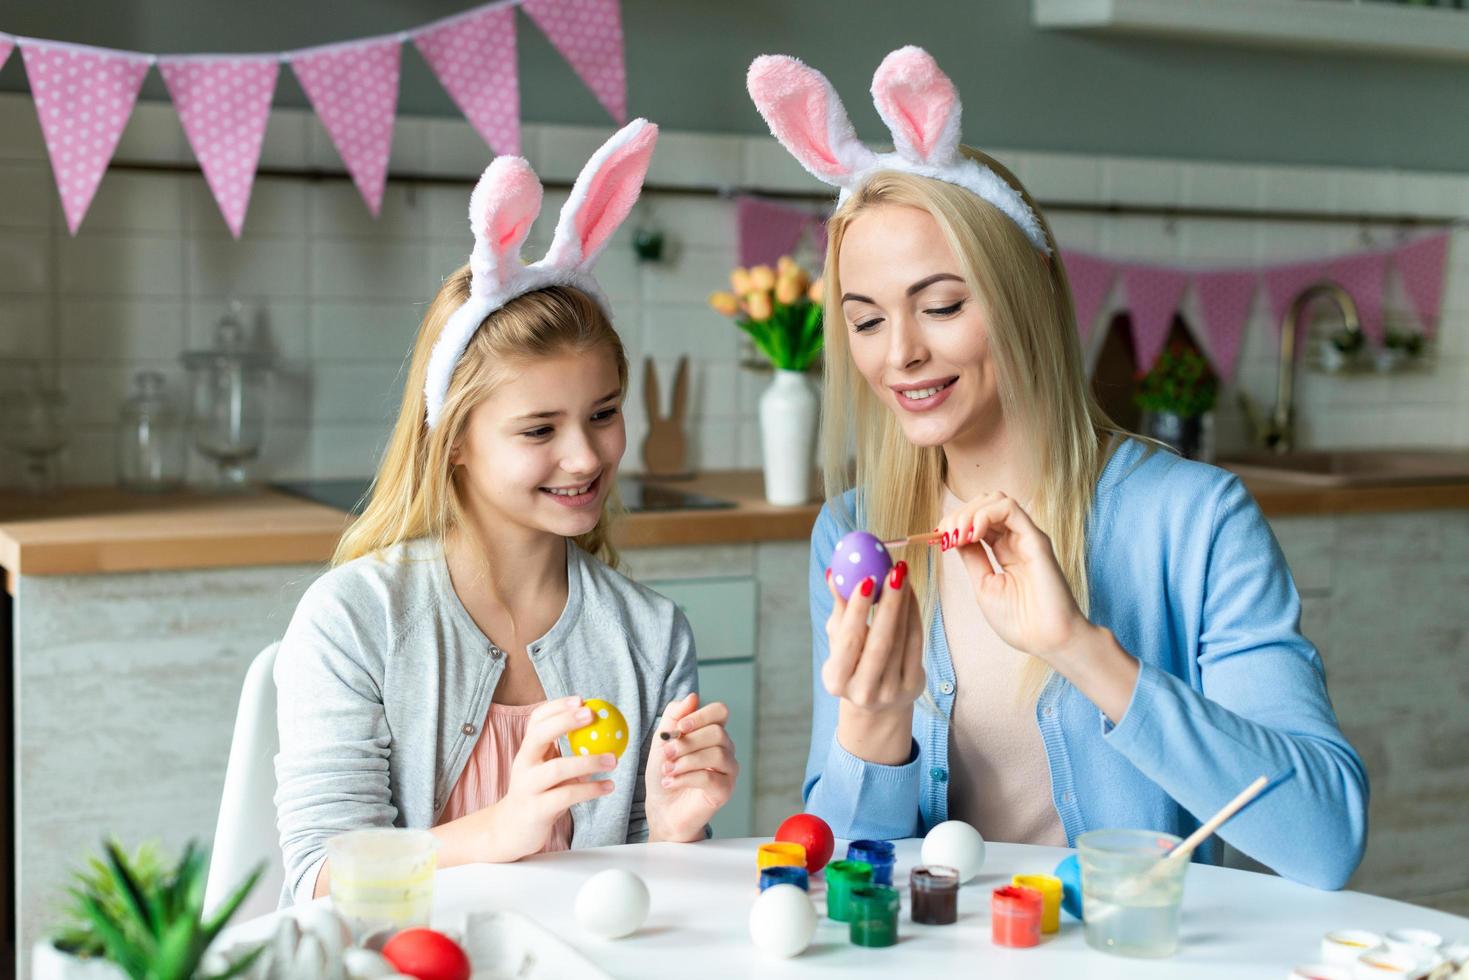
[475,697,619,863]
[645,693,739,842]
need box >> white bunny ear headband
[746,46,1049,256]
[423,118,659,429]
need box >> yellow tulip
[747,290,774,321]
[777,255,798,276]
[750,265,777,291]
[775,274,803,306]
[708,291,740,317]
[807,278,825,304]
[730,267,753,295]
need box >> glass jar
[116,370,185,492]
[180,303,274,491]
[1,376,69,494]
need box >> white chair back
[204,642,284,922]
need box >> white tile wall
[1,94,1466,488]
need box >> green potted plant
[709,256,825,505]
[1134,342,1219,460]
[36,839,264,980]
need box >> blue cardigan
[804,437,1368,890]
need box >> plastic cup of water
[1076,829,1187,958]
[326,828,438,938]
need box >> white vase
[30,943,126,980]
[758,369,818,506]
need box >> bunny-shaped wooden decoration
[641,356,691,479]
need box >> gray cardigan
[272,537,698,907]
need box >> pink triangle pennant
[1122,265,1190,370]
[415,4,520,156]
[1262,259,1336,351]
[159,56,278,239]
[20,40,151,235]
[1326,250,1387,345]
[738,196,811,268]
[1060,250,1117,342]
[1193,269,1257,383]
[1393,232,1451,337]
[522,0,627,123]
[292,39,400,217]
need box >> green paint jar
[848,884,901,948]
[824,860,874,922]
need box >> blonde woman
[273,122,737,907]
[749,49,1366,889]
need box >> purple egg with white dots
[830,531,893,601]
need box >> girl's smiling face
[837,203,1001,449]
[452,347,626,539]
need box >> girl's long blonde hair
[334,270,628,569]
[821,149,1124,700]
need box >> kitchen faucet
[1240,281,1360,454]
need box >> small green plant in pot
[43,839,264,980]
[1134,342,1218,460]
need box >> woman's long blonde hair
[334,270,628,569]
[821,149,1123,700]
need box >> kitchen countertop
[2,467,1468,588]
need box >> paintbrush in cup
[880,531,944,551]
[1119,774,1270,899]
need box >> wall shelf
[1033,0,1469,61]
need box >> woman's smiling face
[837,203,1001,449]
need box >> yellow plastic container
[757,841,807,871]
[1013,873,1064,933]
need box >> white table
[225,838,1469,978]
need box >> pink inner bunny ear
[871,46,962,166]
[468,156,543,290]
[748,55,873,186]
[546,118,658,269]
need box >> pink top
[939,489,1067,846]
[435,700,574,853]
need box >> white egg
[574,868,650,939]
[748,884,817,958]
[921,820,987,883]
[342,947,398,979]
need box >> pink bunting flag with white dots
[159,55,279,238]
[20,39,151,235]
[1393,232,1451,337]
[291,39,401,216]
[415,3,520,156]
[1122,265,1191,370]
[522,0,627,123]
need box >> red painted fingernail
[825,567,832,582]
[860,577,875,598]
[889,561,908,589]
[941,531,949,548]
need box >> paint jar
[909,865,959,925]
[1077,829,1187,958]
[1012,873,1063,933]
[847,839,896,886]
[757,841,807,872]
[1354,948,1437,978]
[991,885,1042,948]
[1320,930,1384,966]
[825,860,874,922]
[1383,927,1444,956]
[848,885,900,948]
[759,865,809,893]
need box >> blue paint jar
[847,840,896,886]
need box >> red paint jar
[991,885,1043,948]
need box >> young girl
[748,48,1367,889]
[273,120,738,907]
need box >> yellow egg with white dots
[568,698,629,762]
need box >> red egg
[775,813,835,872]
[381,928,471,980]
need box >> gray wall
[2,0,1467,173]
